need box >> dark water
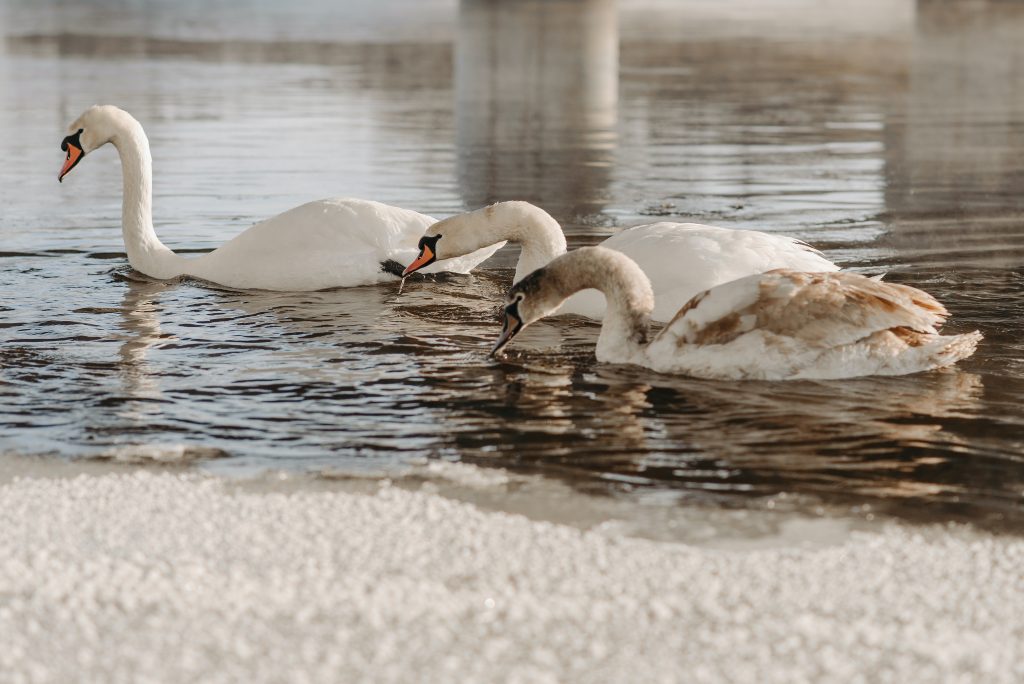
[1,0,1023,528]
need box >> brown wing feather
[665,270,949,348]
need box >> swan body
[58,105,501,289]
[184,198,500,290]
[401,201,838,322]
[492,247,981,380]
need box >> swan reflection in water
[116,277,173,419]
[571,364,988,515]
[96,274,231,464]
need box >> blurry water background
[1,0,1022,529]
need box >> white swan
[400,201,838,322]
[490,247,981,380]
[57,105,502,290]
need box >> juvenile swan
[401,201,838,322]
[57,105,501,289]
[490,247,981,380]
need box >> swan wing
[660,269,949,349]
[644,270,978,380]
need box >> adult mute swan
[400,201,838,322]
[490,247,981,380]
[57,105,502,290]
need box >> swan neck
[547,249,652,363]
[492,204,566,283]
[112,122,181,279]
[595,286,651,364]
[514,236,566,284]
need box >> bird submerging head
[491,247,981,381]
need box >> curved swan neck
[110,116,182,279]
[533,247,653,362]
[501,203,568,283]
[439,202,567,282]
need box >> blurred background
[5,0,1021,246]
[1,0,1022,531]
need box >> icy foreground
[0,470,1021,683]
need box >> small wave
[84,444,230,464]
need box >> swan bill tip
[488,340,509,358]
[490,304,524,357]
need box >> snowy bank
[0,468,1021,683]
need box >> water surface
[1,0,1023,529]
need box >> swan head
[58,105,134,182]
[403,231,445,276]
[490,246,654,356]
[401,214,485,277]
[402,202,543,277]
[489,263,565,356]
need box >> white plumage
[644,269,982,380]
[58,105,501,290]
[496,247,981,381]
[185,198,500,290]
[572,220,838,322]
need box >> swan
[490,247,981,380]
[400,201,839,322]
[57,105,503,290]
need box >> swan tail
[876,328,983,375]
[789,328,982,380]
[917,330,983,370]
[380,259,405,277]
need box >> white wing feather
[558,222,838,322]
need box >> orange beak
[402,244,435,277]
[58,143,84,182]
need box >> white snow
[0,466,1021,683]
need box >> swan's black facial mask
[490,299,524,357]
[402,234,442,276]
[58,129,85,182]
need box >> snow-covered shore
[0,465,1021,683]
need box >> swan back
[188,198,502,290]
[598,222,839,322]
